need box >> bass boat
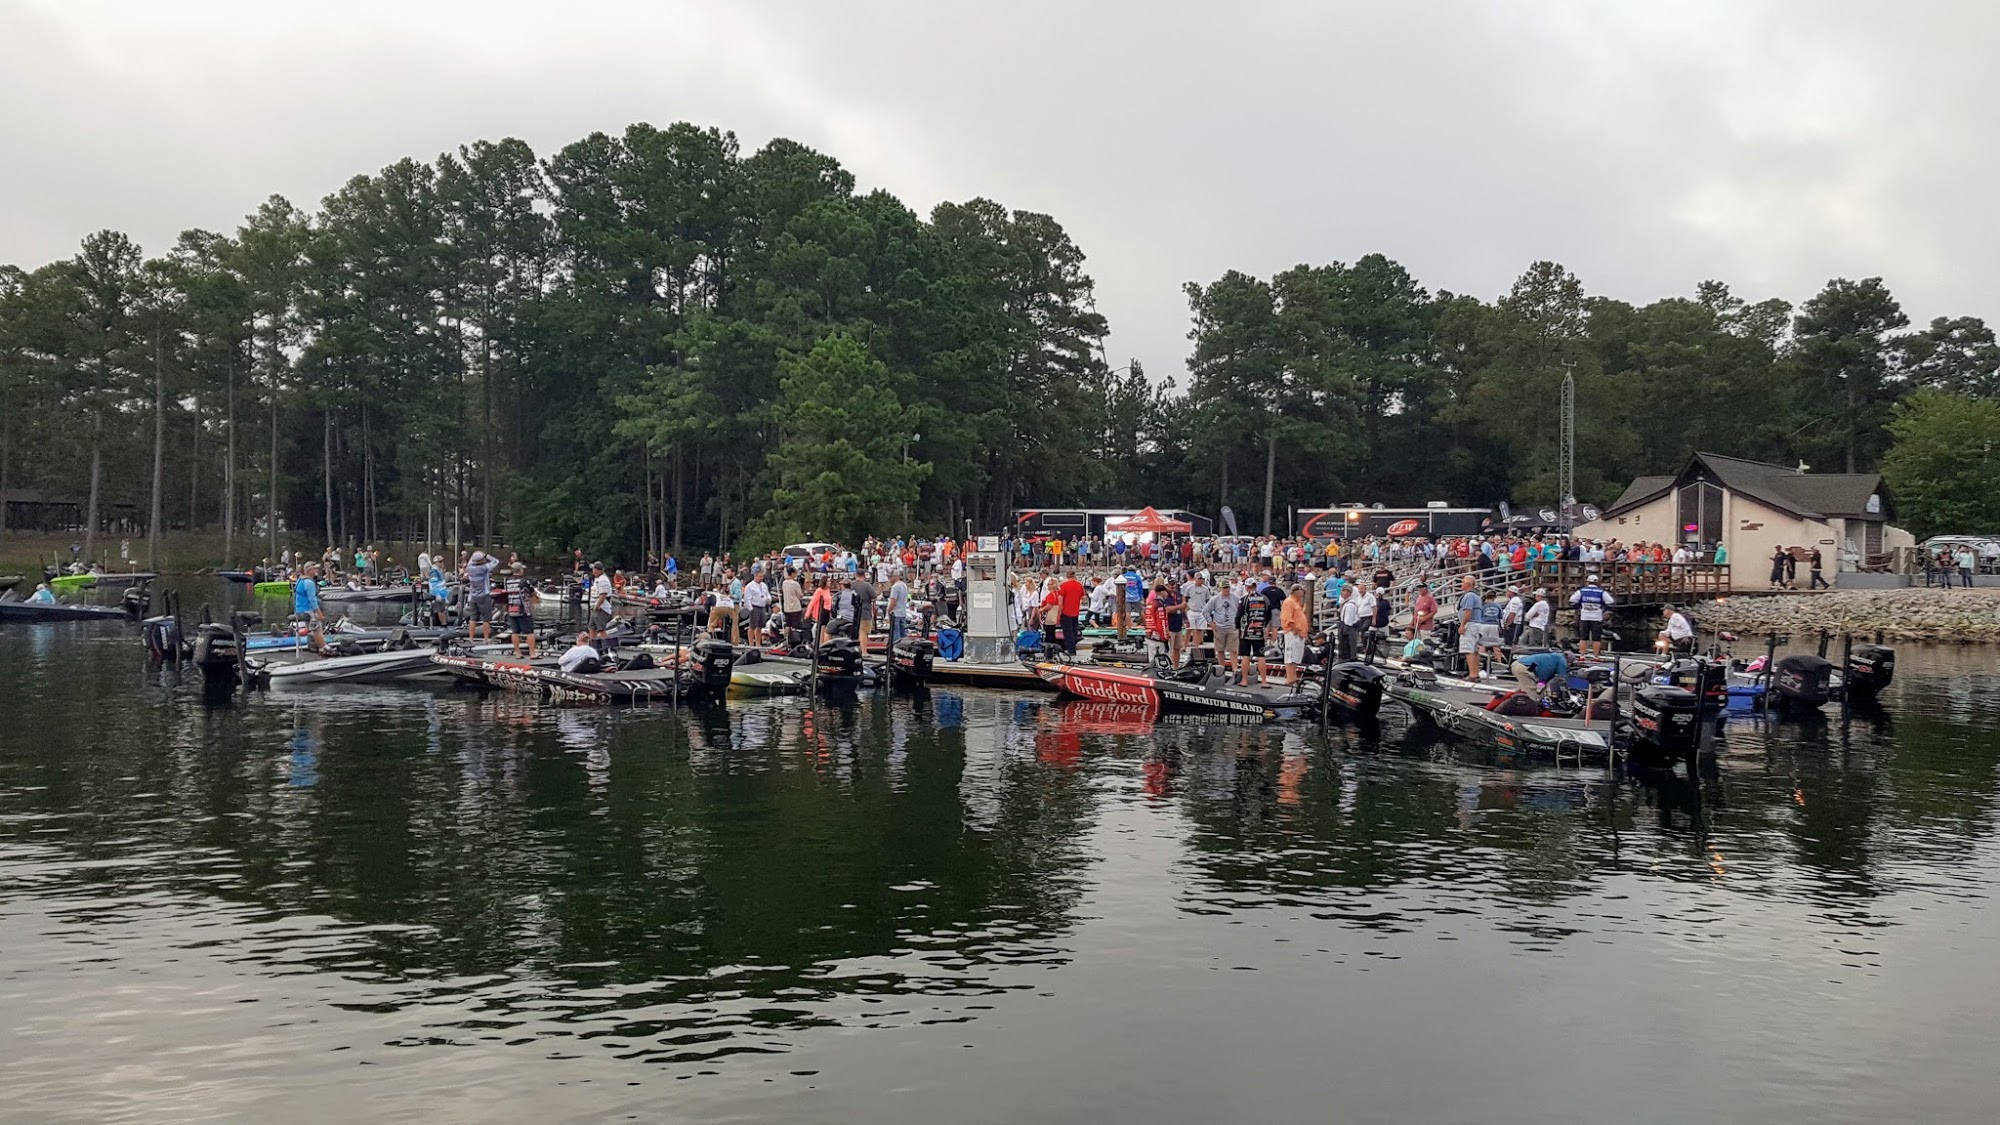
[1034,659,1383,722]
[0,595,137,623]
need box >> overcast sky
[4,0,1993,379]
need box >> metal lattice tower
[1558,361,1576,528]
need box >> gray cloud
[3,0,1992,379]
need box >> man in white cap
[588,561,615,642]
[1523,588,1553,648]
[1500,585,1525,648]
[1568,573,1614,658]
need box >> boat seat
[1485,690,1544,716]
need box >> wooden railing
[1520,560,1730,606]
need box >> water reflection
[3,612,2000,1121]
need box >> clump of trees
[0,124,1118,564]
[3,119,1995,564]
[1173,261,1998,536]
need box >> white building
[1573,452,1913,588]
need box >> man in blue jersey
[1114,564,1143,642]
[1568,573,1615,658]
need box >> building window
[1676,481,1723,545]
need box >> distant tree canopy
[1177,260,1997,535]
[2,120,1994,565]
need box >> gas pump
[963,536,1012,663]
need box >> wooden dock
[1526,560,1730,609]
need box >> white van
[782,542,840,565]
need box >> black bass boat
[1386,663,1703,760]
[1386,673,1616,757]
[0,596,137,623]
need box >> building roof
[1604,476,1674,514]
[1601,453,1890,522]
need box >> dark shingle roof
[1602,453,1890,522]
[1603,476,1674,516]
[1691,452,1887,520]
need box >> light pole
[903,432,920,524]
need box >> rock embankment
[1694,588,2000,645]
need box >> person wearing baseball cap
[294,561,325,648]
[1569,573,1614,658]
[1523,587,1553,649]
[587,561,614,641]
[464,550,497,643]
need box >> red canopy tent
[1112,506,1194,534]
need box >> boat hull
[0,600,132,623]
[1034,662,1325,721]
[1386,678,1614,756]
[265,648,446,685]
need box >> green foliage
[1881,390,2000,539]
[0,117,1987,565]
[1792,277,1909,473]
[764,333,929,546]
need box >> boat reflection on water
[8,616,2000,1124]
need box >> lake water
[2,591,1997,1124]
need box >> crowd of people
[247,529,1730,685]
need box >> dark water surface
[3,598,1997,1124]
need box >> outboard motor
[1631,684,1702,757]
[1845,644,1895,700]
[1772,653,1834,710]
[891,636,936,682]
[141,615,186,663]
[121,584,152,617]
[691,637,736,694]
[1657,657,1726,711]
[191,623,243,689]
[817,637,865,680]
[1323,661,1386,720]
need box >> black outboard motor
[141,615,186,663]
[121,584,152,617]
[1772,653,1834,710]
[1659,657,1727,711]
[691,637,736,695]
[1323,661,1386,720]
[192,623,244,688]
[1631,684,1702,757]
[891,636,936,682]
[1845,644,1895,700]
[817,637,865,681]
